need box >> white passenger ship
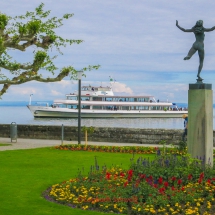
[27,85,187,118]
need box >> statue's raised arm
[204,26,215,32]
[176,20,193,32]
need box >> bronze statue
[176,20,215,82]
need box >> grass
[0,147,154,215]
[0,143,11,146]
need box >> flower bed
[47,154,215,214]
[54,144,187,155]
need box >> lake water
[0,101,214,129]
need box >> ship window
[93,97,102,101]
[151,106,158,110]
[58,104,67,108]
[82,97,90,101]
[122,106,129,110]
[119,98,125,102]
[106,97,113,101]
[105,106,112,110]
[131,106,138,110]
[82,105,90,109]
[67,96,77,100]
[93,106,102,110]
[138,98,146,102]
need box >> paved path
[0,137,165,151]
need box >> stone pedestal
[188,83,213,167]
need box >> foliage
[0,3,99,97]
[49,154,215,215]
[81,126,95,133]
[178,140,187,153]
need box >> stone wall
[0,124,187,145]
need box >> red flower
[164,181,168,187]
[139,174,146,179]
[200,172,204,179]
[188,174,193,180]
[153,184,158,188]
[159,187,165,194]
[120,172,125,177]
[158,177,163,184]
[128,169,133,176]
[124,181,128,187]
[177,179,182,185]
[171,176,176,181]
[106,172,111,180]
[181,186,185,191]
[171,186,175,191]
[207,179,211,184]
[149,175,153,180]
[198,178,203,184]
[127,169,133,181]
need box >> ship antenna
[109,76,115,88]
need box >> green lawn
[0,143,11,146]
[0,147,151,215]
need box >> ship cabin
[53,86,174,111]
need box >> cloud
[9,86,36,95]
[50,90,62,96]
[111,82,133,95]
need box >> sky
[1,0,215,103]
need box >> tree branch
[0,69,70,96]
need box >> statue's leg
[184,47,197,60]
[197,49,205,79]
